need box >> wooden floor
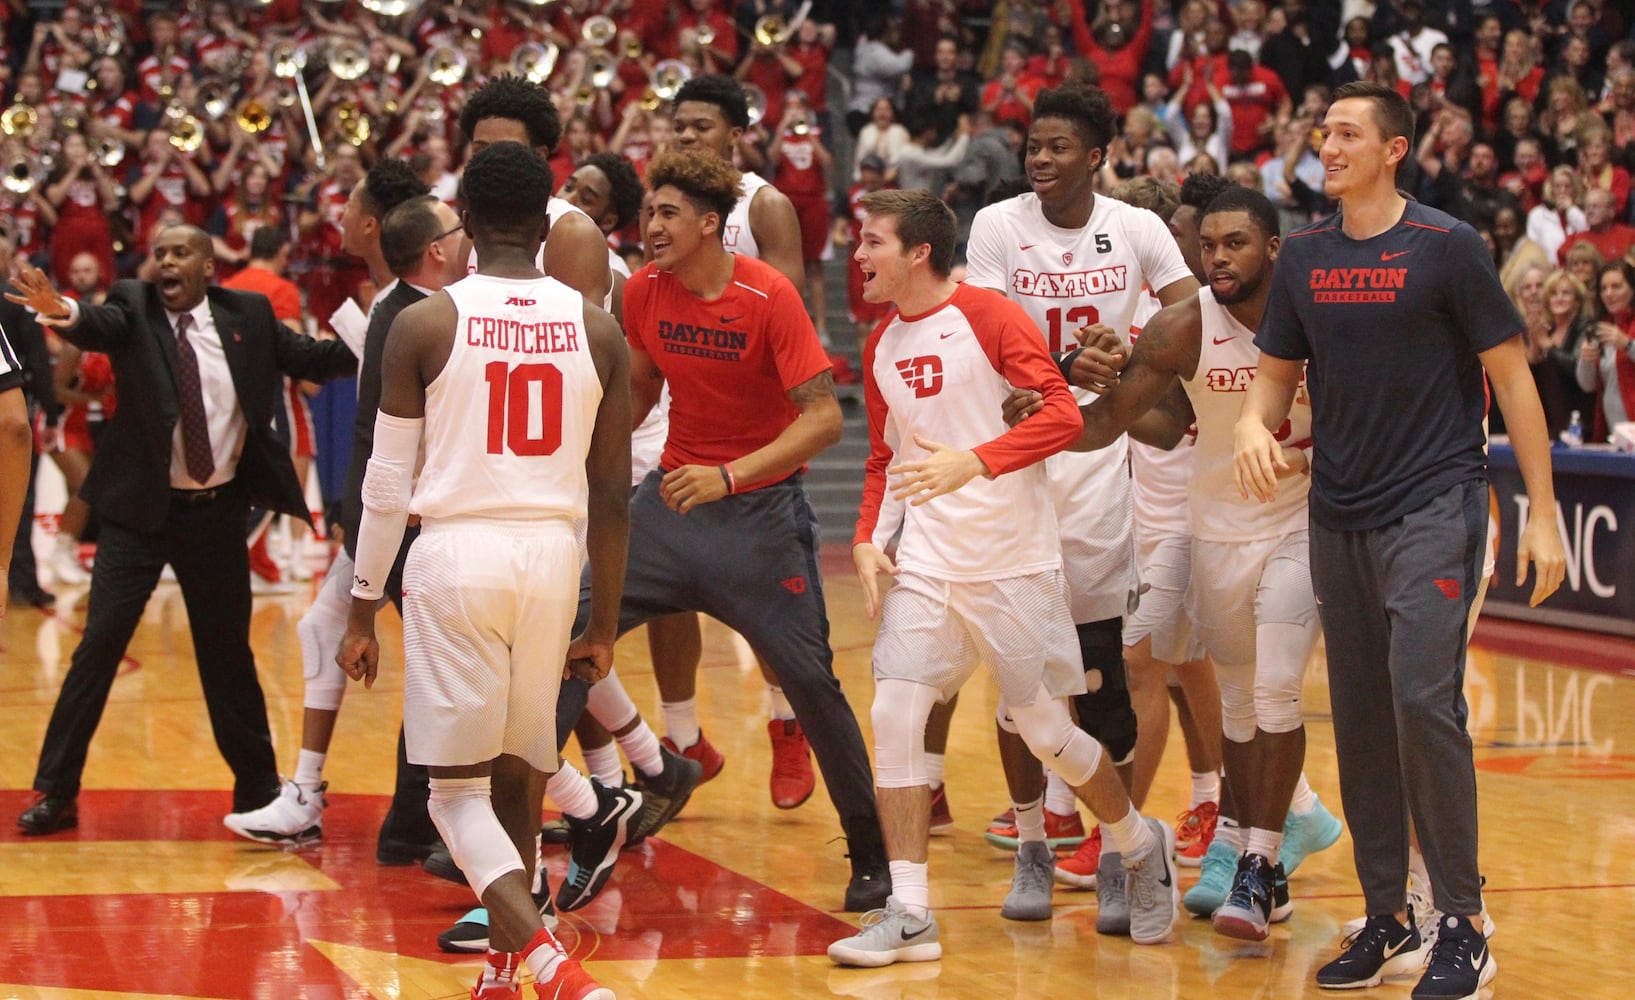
[2,544,1632,1000]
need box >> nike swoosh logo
[1212,336,1233,345]
[1381,937,1409,959]
[1380,250,1410,261]
[719,315,742,324]
[1019,244,1037,251]
[939,331,958,340]
[1471,945,1487,970]
[1052,738,1072,758]
[900,926,924,941]
[1159,863,1173,888]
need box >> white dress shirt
[165,300,247,489]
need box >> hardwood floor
[2,546,1631,999]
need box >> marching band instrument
[651,60,692,102]
[511,41,558,84]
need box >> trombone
[0,102,37,139]
[170,114,205,153]
[3,158,35,196]
[754,0,811,47]
[426,44,467,87]
[582,15,617,49]
[651,60,692,103]
[272,41,326,170]
[511,41,558,85]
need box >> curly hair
[463,142,554,237]
[1031,81,1118,151]
[673,74,750,131]
[1180,170,1233,212]
[360,156,430,220]
[645,149,742,230]
[583,152,643,232]
[458,74,563,153]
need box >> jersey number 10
[484,361,563,456]
[1044,305,1102,353]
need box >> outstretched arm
[1070,299,1199,452]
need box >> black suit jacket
[341,279,428,558]
[63,280,357,532]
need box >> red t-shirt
[623,254,830,491]
[221,264,302,323]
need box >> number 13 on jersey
[485,361,563,455]
[1043,305,1101,353]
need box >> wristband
[719,464,736,495]
[1056,347,1083,383]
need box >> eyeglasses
[432,222,464,243]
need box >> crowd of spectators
[2,0,1633,444]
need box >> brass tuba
[587,49,618,89]
[753,15,789,47]
[2,158,35,195]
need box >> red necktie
[173,312,216,484]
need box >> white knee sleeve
[1006,695,1102,787]
[300,560,353,712]
[428,776,524,898]
[872,678,939,788]
[1216,659,1257,744]
[995,696,1020,734]
[1254,620,1318,734]
[585,667,640,733]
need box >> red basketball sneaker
[768,719,815,809]
[661,732,725,784]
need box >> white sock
[582,742,623,787]
[1103,807,1155,860]
[1290,773,1318,816]
[661,698,701,750]
[1217,816,1246,852]
[546,765,599,821]
[479,950,521,993]
[888,860,930,919]
[924,752,945,791]
[768,685,796,722]
[293,749,326,790]
[530,833,544,893]
[617,720,665,778]
[55,533,77,554]
[521,929,565,983]
[1013,795,1046,844]
[1043,768,1075,815]
[1190,771,1220,809]
[1247,826,1282,861]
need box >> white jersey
[722,171,771,260]
[410,274,603,524]
[860,284,1067,582]
[1181,287,1311,542]
[965,192,1193,620]
[1129,289,1195,540]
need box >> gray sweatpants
[1309,479,1486,918]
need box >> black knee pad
[1072,618,1138,764]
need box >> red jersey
[623,255,830,491]
[790,42,830,113]
[1,192,47,260]
[773,128,827,198]
[137,53,192,105]
[1216,65,1288,155]
[91,92,136,132]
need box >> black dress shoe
[18,794,78,835]
[422,845,468,885]
[10,584,55,608]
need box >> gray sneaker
[1095,851,1129,935]
[1000,840,1054,921]
[827,899,942,968]
[1124,816,1180,945]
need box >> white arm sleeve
[350,411,424,601]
